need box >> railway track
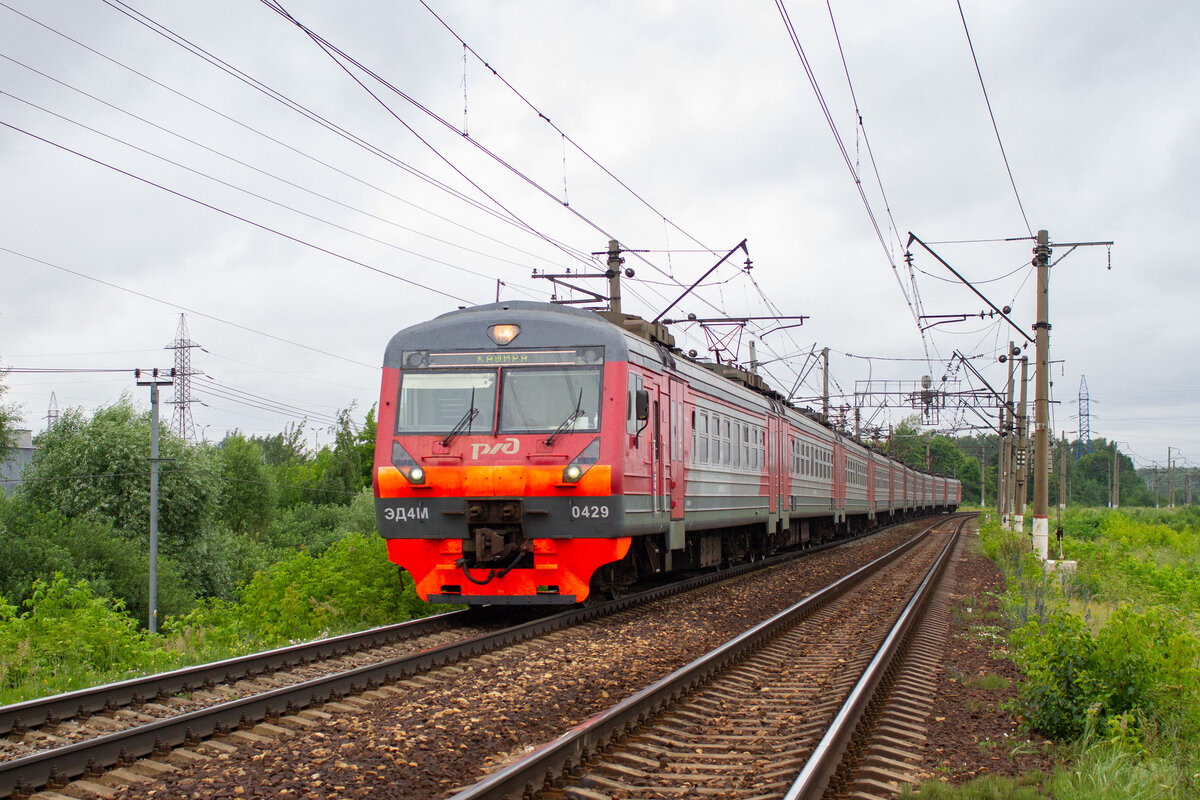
[447,514,969,800]
[0,517,949,799]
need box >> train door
[867,459,876,517]
[651,389,664,518]
[833,440,846,522]
[776,416,787,515]
[765,415,778,514]
[667,379,686,520]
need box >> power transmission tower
[1076,375,1092,460]
[166,314,201,442]
[45,392,59,429]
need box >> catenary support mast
[1032,230,1051,560]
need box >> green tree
[355,404,377,486]
[317,407,364,505]
[0,365,20,463]
[215,433,273,534]
[0,497,193,623]
[251,420,309,467]
[17,397,216,552]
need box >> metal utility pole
[822,347,830,421]
[1002,343,1016,530]
[1014,355,1029,532]
[136,368,174,633]
[1031,230,1051,560]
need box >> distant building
[1,429,35,496]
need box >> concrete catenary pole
[997,405,1007,517]
[1059,433,1067,511]
[1032,230,1052,560]
[822,347,830,422]
[1001,343,1016,530]
[1014,355,1029,532]
[607,239,622,316]
[980,442,986,506]
[1113,446,1120,509]
[1167,447,1174,508]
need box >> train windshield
[395,371,497,434]
[499,366,601,434]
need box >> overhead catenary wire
[0,245,377,369]
[257,0,639,276]
[417,0,716,262]
[955,0,1033,237]
[0,120,477,305]
[0,87,546,299]
[4,0,589,273]
[773,1,919,325]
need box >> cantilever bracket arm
[652,239,748,324]
[906,232,1032,344]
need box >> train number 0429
[570,504,610,519]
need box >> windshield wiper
[442,388,479,447]
[545,388,584,446]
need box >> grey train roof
[383,302,634,368]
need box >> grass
[962,672,1011,691]
[919,508,1200,800]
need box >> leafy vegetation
[0,362,18,463]
[0,389,460,705]
[958,511,1200,799]
[883,416,1154,510]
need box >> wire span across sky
[0,1,1190,463]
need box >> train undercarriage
[586,507,955,599]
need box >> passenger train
[373,301,961,604]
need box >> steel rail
[442,514,966,800]
[0,608,474,736]
[0,515,945,798]
[783,514,966,800]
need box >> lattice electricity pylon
[46,391,59,429]
[1076,375,1092,460]
[165,314,201,442]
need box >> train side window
[697,411,709,463]
[691,412,700,462]
[721,419,731,466]
[627,374,643,436]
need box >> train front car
[374,302,632,604]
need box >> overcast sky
[1,0,1196,472]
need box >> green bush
[0,575,171,703]
[1010,607,1200,742]
[164,531,448,657]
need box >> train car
[374,301,960,604]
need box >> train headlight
[488,324,520,345]
[560,438,600,485]
[393,441,426,485]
